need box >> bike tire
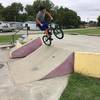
[42,35,52,46]
[53,25,64,39]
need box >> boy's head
[39,6,46,13]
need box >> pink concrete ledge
[10,37,42,59]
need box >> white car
[0,21,15,32]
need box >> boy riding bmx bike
[36,6,53,40]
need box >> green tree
[17,13,28,22]
[2,3,23,21]
[0,3,3,9]
[97,16,100,26]
[25,5,34,20]
[25,5,34,16]
[55,7,81,28]
[27,15,34,21]
[0,3,4,20]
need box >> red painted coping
[42,53,74,80]
[11,37,42,59]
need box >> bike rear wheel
[42,35,51,46]
[53,25,64,39]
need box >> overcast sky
[0,0,100,21]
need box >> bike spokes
[54,27,64,39]
[42,35,52,46]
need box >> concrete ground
[0,48,69,100]
[0,34,100,100]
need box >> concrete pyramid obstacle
[8,35,100,84]
[8,45,74,84]
[43,53,74,80]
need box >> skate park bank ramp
[8,45,74,84]
[10,37,42,59]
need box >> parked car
[0,21,15,32]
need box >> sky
[0,0,100,21]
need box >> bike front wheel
[42,35,52,46]
[53,25,64,39]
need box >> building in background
[23,21,39,30]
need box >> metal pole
[11,34,15,45]
[27,25,28,36]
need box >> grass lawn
[64,27,100,35]
[0,34,21,44]
[60,73,100,100]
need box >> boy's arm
[36,18,42,25]
[46,11,53,20]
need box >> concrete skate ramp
[10,37,42,59]
[9,46,74,84]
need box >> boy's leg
[44,29,53,40]
[44,29,49,35]
[44,29,50,36]
[37,22,53,40]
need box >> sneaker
[47,35,53,40]
[48,32,52,35]
[49,37,53,40]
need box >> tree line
[0,0,100,28]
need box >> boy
[36,6,53,40]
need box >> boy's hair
[39,6,46,11]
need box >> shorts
[37,21,48,31]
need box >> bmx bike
[42,22,64,46]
